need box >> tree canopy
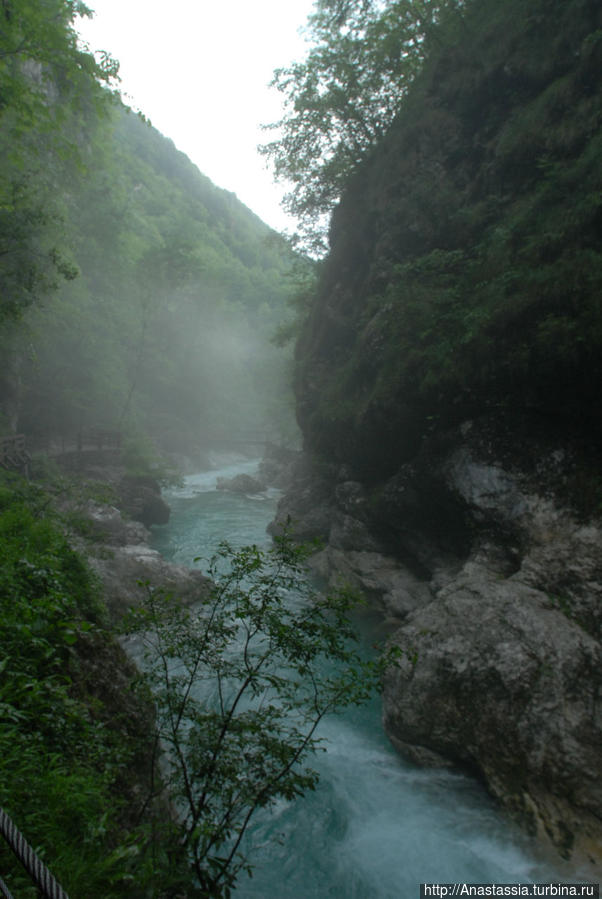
[0,0,118,321]
[292,0,602,477]
[261,0,466,253]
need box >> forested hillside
[1,1,301,459]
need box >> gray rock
[88,543,211,622]
[268,455,335,542]
[329,512,380,552]
[258,444,300,489]
[85,501,151,545]
[311,546,432,620]
[277,421,602,867]
[118,475,171,526]
[445,448,528,523]
[383,560,602,865]
[63,473,207,622]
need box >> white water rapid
[150,457,563,897]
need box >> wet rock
[118,475,171,527]
[311,546,433,621]
[329,512,380,552]
[274,415,602,866]
[60,469,207,622]
[88,542,211,622]
[84,501,151,546]
[268,455,336,542]
[258,444,300,489]
[383,560,602,865]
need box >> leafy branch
[124,533,398,896]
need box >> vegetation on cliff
[292,0,602,478]
[0,467,393,895]
[0,473,165,896]
[261,0,465,253]
[0,3,328,894]
[270,0,602,864]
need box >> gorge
[270,0,602,873]
[0,0,601,892]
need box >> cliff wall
[278,0,602,870]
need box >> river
[150,456,562,897]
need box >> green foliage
[0,1,300,451]
[261,0,466,252]
[125,534,396,896]
[0,489,109,895]
[0,0,118,321]
[8,103,301,452]
[294,0,602,473]
[0,474,206,897]
[121,431,183,488]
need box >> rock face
[76,500,211,622]
[53,450,171,526]
[271,416,602,868]
[383,559,601,863]
[52,452,208,621]
[118,474,171,527]
[257,443,300,490]
[293,0,602,484]
[276,0,602,869]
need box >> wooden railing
[0,434,31,474]
[77,428,122,451]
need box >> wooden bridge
[77,427,122,451]
[0,434,31,476]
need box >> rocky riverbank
[270,415,602,871]
[49,449,210,621]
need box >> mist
[2,104,303,467]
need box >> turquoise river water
[150,457,566,898]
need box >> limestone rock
[274,415,602,867]
[383,560,602,865]
[84,501,151,546]
[88,543,211,622]
[118,474,171,527]
[311,546,432,621]
[257,444,300,489]
[268,455,336,542]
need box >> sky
[76,0,316,234]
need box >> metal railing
[0,807,69,899]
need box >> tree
[126,534,398,896]
[0,0,119,321]
[260,0,466,254]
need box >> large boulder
[257,444,300,490]
[118,474,171,527]
[75,502,210,623]
[383,560,602,865]
[88,542,211,622]
[375,424,602,867]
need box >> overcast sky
[76,0,316,233]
